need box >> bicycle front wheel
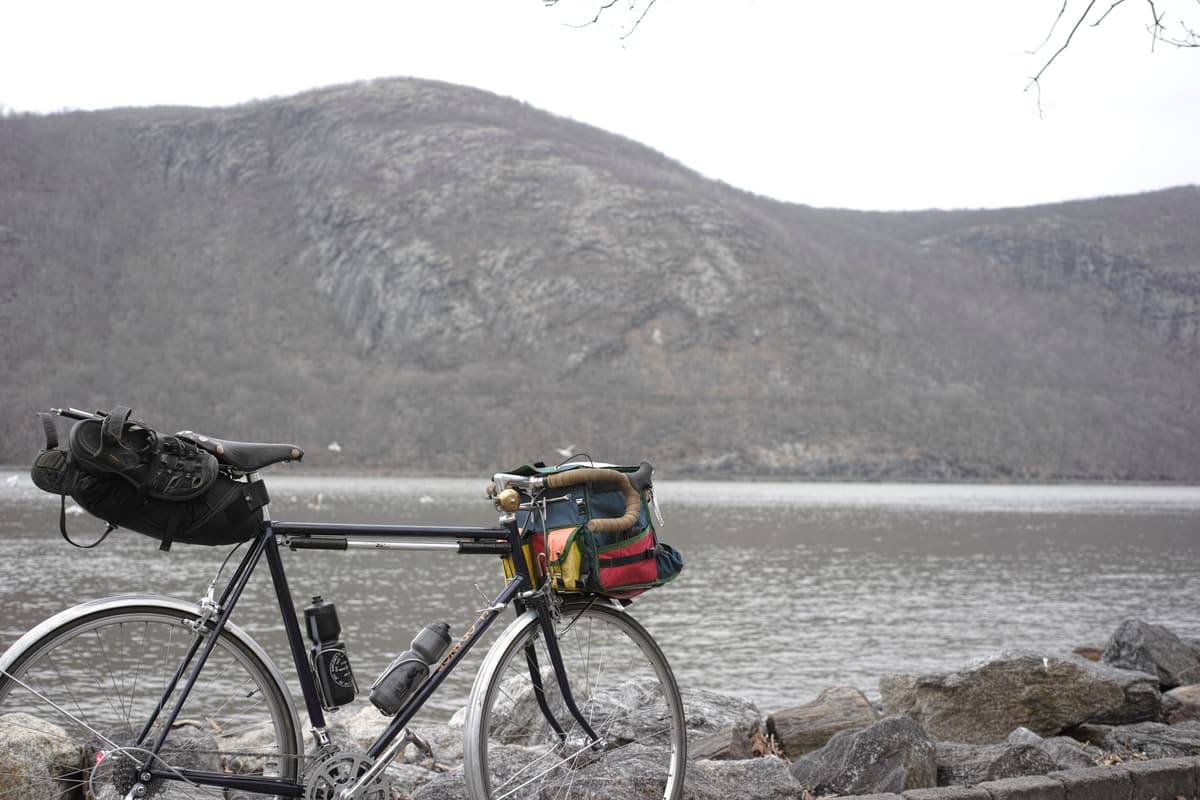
[463,600,686,800]
[0,596,301,800]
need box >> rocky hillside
[1,78,1197,479]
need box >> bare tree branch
[1091,0,1131,29]
[1032,0,1073,54]
[1151,0,1200,46]
[543,0,659,38]
[619,0,659,40]
[553,0,620,29]
[1027,0,1100,93]
[1025,0,1198,114]
[1030,0,1198,86]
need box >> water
[2,470,1198,722]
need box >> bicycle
[0,410,687,800]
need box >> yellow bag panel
[501,541,537,582]
[546,526,584,591]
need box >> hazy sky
[3,0,1198,210]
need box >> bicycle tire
[463,600,686,800]
[0,595,302,800]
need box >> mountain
[1,78,1197,480]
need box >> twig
[1027,0,1100,91]
[619,0,660,39]
[545,0,658,38]
[1030,0,1073,54]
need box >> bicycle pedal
[402,728,435,761]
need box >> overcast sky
[3,0,1197,210]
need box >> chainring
[302,748,393,800]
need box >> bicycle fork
[527,602,602,748]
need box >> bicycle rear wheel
[463,600,686,800]
[0,596,301,800]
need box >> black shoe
[68,406,217,501]
[31,448,77,495]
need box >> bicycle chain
[101,747,401,799]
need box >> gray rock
[935,742,1047,786]
[0,713,83,800]
[681,687,764,738]
[982,743,1060,782]
[454,741,681,800]
[1164,684,1200,724]
[685,755,808,800]
[1063,723,1111,748]
[156,730,223,800]
[789,716,936,796]
[880,651,1155,743]
[1102,719,1200,758]
[383,760,443,796]
[0,715,220,800]
[1076,657,1162,725]
[936,741,1016,786]
[1005,727,1100,771]
[324,704,392,751]
[678,692,767,762]
[689,723,758,761]
[935,727,1099,787]
[411,765,468,800]
[321,704,463,767]
[1102,618,1200,689]
[767,685,880,758]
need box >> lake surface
[2,470,1198,722]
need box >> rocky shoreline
[2,618,1198,799]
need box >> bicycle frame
[130,476,597,799]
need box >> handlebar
[546,468,641,533]
[490,463,650,533]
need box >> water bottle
[369,622,452,715]
[304,595,357,709]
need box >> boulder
[767,686,879,758]
[1164,684,1200,724]
[383,761,445,797]
[979,743,1059,782]
[681,687,764,738]
[156,729,223,800]
[935,741,1056,786]
[0,713,83,800]
[411,765,468,800]
[689,723,758,761]
[1005,726,1100,770]
[408,691,768,799]
[1078,657,1163,725]
[669,688,767,762]
[220,722,285,777]
[934,727,1098,788]
[322,704,461,765]
[1102,719,1200,758]
[789,716,936,796]
[431,753,809,800]
[685,755,809,800]
[1063,723,1111,748]
[324,704,391,751]
[1101,618,1200,689]
[880,651,1157,743]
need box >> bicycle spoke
[0,605,298,800]
[465,602,685,800]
